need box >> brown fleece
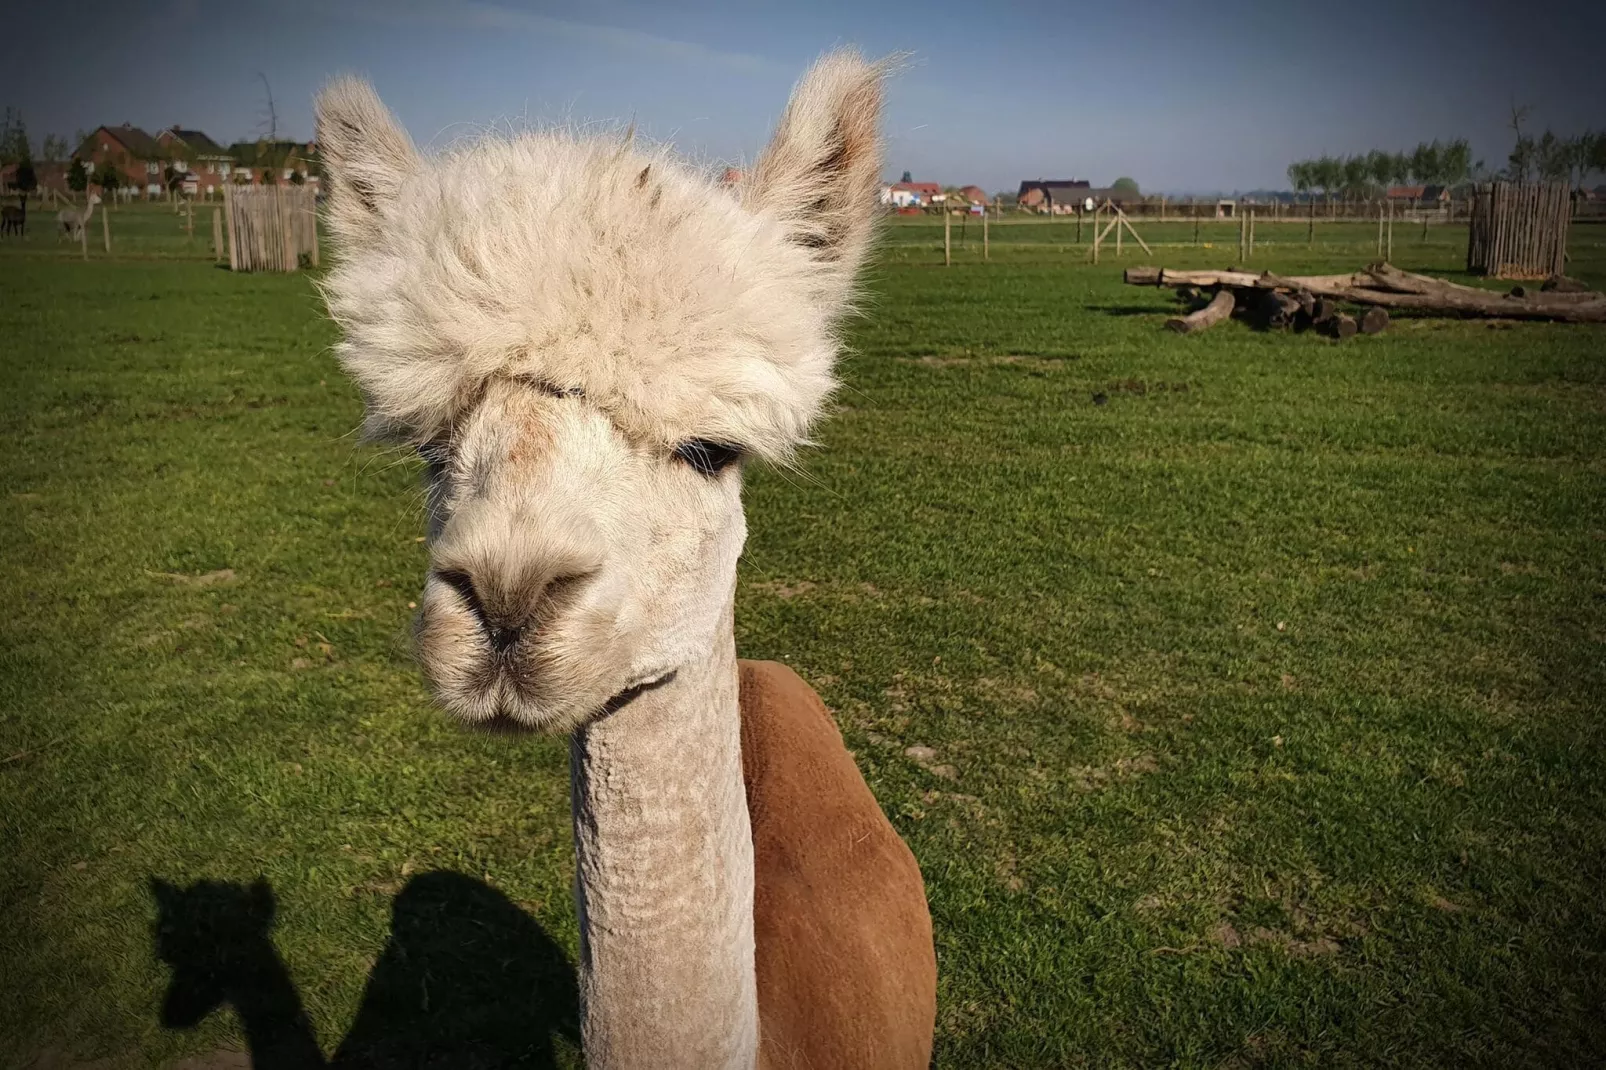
[738,659,937,1070]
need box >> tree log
[1256,290,1302,329]
[1125,264,1606,322]
[1324,313,1358,340]
[1165,288,1235,333]
[1358,307,1389,334]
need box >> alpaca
[0,195,23,237]
[57,192,99,241]
[315,49,936,1069]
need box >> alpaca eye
[520,377,585,400]
[673,440,742,476]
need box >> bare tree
[257,72,278,141]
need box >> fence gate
[1466,181,1571,279]
[222,185,319,272]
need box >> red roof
[890,181,940,195]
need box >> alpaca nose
[433,566,586,652]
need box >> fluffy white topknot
[315,50,887,462]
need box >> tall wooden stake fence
[1467,181,1570,279]
[223,185,319,272]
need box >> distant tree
[1589,132,1606,182]
[40,133,68,162]
[1507,135,1536,182]
[163,163,187,194]
[1111,176,1140,196]
[1286,160,1313,199]
[1440,139,1472,187]
[1341,155,1370,199]
[11,159,37,193]
[93,161,125,193]
[1312,155,1343,205]
[68,158,88,192]
[1364,150,1392,194]
[0,108,30,167]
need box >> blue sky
[4,0,1602,193]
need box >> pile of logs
[1123,263,1606,338]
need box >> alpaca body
[742,660,937,1069]
[0,196,23,237]
[57,194,98,240]
[315,51,935,1068]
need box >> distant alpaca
[58,193,99,241]
[0,195,23,237]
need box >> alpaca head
[317,51,885,731]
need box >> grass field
[3,205,1605,1068]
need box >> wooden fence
[1466,181,1571,278]
[222,185,318,272]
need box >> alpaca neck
[569,603,757,1069]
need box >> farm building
[958,185,990,206]
[74,125,169,198]
[1018,179,1089,213]
[155,128,237,195]
[882,180,941,207]
[1388,184,1450,205]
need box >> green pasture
[2,214,1603,1068]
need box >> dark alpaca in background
[0,195,24,237]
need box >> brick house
[74,124,168,197]
[156,128,236,194]
[227,140,322,188]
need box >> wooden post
[186,199,194,243]
[1386,199,1394,262]
[101,199,110,254]
[225,184,239,271]
[1248,208,1255,259]
[1116,207,1123,257]
[944,209,951,267]
[281,187,295,271]
[983,208,989,262]
[308,195,319,268]
[1076,208,1083,244]
[1308,198,1315,245]
[1376,202,1384,257]
[1193,208,1200,246]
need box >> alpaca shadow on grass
[151,872,580,1069]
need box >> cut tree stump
[1324,313,1359,340]
[1358,307,1390,335]
[1165,288,1235,334]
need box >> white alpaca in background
[57,193,100,241]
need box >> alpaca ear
[744,50,888,300]
[315,76,421,243]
